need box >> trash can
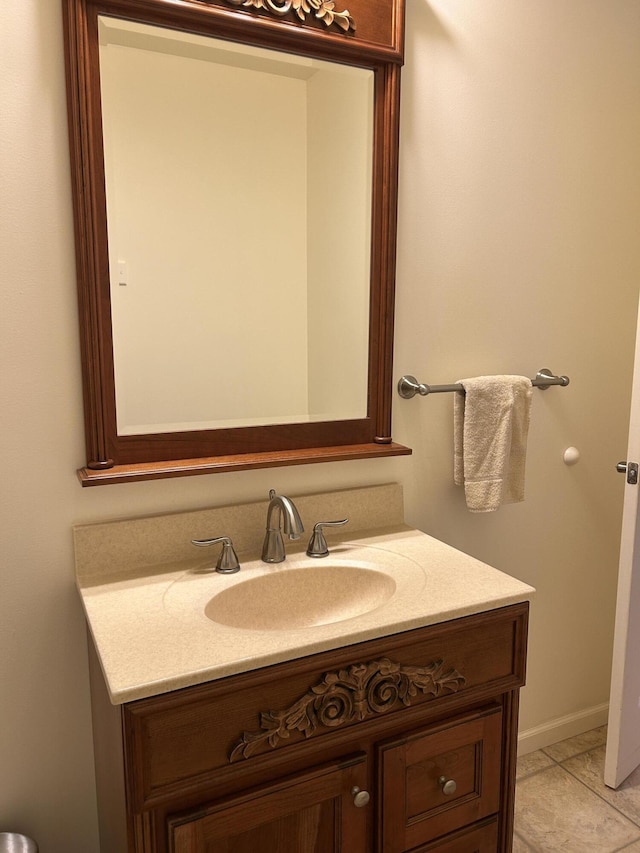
[0,834,38,853]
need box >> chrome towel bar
[397,368,570,399]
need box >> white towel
[454,375,533,513]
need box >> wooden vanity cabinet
[89,603,528,853]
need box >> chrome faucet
[261,489,305,563]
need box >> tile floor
[515,727,640,851]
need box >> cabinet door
[379,706,502,852]
[167,754,369,853]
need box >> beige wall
[395,0,640,742]
[2,1,640,850]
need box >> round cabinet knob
[438,776,457,796]
[351,786,370,807]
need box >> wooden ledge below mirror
[78,442,412,486]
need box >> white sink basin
[162,544,428,633]
[204,564,396,630]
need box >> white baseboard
[518,703,610,756]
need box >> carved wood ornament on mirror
[62,0,409,485]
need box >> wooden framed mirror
[62,0,410,485]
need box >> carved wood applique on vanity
[223,0,356,32]
[230,657,466,761]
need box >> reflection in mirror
[99,17,373,435]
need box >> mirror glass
[98,16,374,436]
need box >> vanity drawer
[123,604,527,811]
[408,818,499,852]
[378,705,502,851]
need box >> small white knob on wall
[563,447,580,466]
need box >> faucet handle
[191,536,241,574]
[306,519,349,558]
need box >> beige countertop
[77,521,534,705]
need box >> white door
[605,306,640,789]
